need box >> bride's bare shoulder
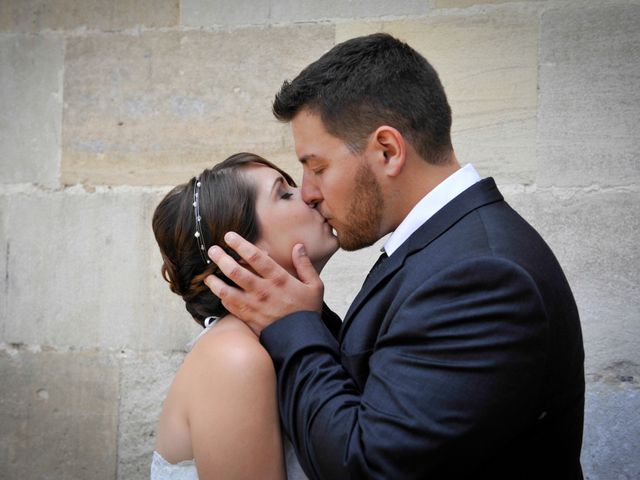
[184,315,274,379]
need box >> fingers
[207,231,287,294]
[207,243,260,292]
[204,233,323,329]
[292,244,322,288]
[222,232,279,278]
[291,244,324,312]
[204,273,254,319]
[203,272,232,300]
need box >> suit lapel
[339,178,503,340]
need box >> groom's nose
[301,171,322,206]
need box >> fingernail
[208,246,220,259]
[225,232,238,243]
[298,245,307,256]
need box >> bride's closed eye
[280,192,293,200]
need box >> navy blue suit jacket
[261,178,585,479]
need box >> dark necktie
[366,251,388,281]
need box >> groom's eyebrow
[299,154,315,164]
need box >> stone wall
[1,0,638,478]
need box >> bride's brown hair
[152,153,296,327]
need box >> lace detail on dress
[150,451,198,480]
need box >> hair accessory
[185,315,221,350]
[193,176,211,265]
[203,316,219,328]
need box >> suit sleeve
[260,257,549,479]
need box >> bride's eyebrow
[269,176,286,197]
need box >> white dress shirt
[383,164,481,256]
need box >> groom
[205,33,585,479]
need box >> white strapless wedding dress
[150,320,308,480]
[150,440,307,480]
[150,451,197,480]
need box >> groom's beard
[335,161,384,251]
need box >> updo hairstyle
[151,153,296,327]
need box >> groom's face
[291,109,384,251]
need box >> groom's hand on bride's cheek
[204,232,324,335]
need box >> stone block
[538,3,640,188]
[0,195,7,331]
[0,188,201,351]
[181,0,430,27]
[521,189,640,373]
[0,347,119,479]
[336,10,539,186]
[0,35,63,187]
[435,0,520,8]
[61,25,334,186]
[117,350,185,480]
[270,0,431,24]
[180,0,271,27]
[582,376,640,479]
[0,0,179,33]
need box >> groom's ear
[370,125,406,178]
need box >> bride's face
[246,164,339,275]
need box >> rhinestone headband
[192,177,211,265]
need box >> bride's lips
[322,218,337,237]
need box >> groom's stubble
[335,160,385,251]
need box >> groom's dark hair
[273,33,453,165]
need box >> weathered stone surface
[0,0,179,33]
[117,350,185,480]
[0,348,119,479]
[583,377,640,479]
[0,188,201,350]
[519,189,640,373]
[181,0,270,27]
[0,35,63,186]
[181,0,430,27]
[435,0,522,8]
[1,3,638,479]
[0,195,7,332]
[270,0,431,24]
[336,10,539,186]
[62,25,334,186]
[538,3,640,188]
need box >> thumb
[292,244,321,286]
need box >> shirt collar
[383,164,481,256]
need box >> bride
[150,153,339,479]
